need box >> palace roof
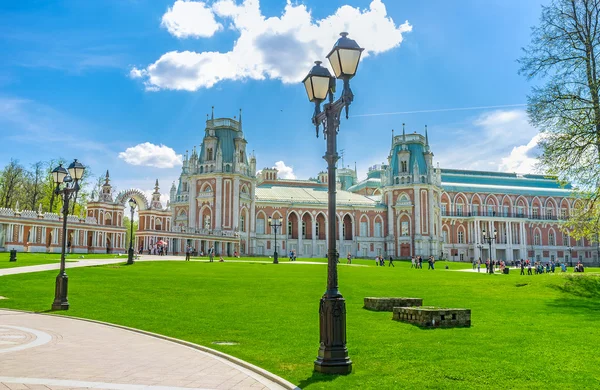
[440,169,573,197]
[255,184,381,206]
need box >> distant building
[0,112,596,265]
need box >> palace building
[0,111,596,265]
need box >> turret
[99,170,113,202]
[150,179,163,209]
[170,181,177,203]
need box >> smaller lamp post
[268,216,282,264]
[482,228,497,274]
[51,159,85,311]
[127,198,137,265]
[568,245,573,267]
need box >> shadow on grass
[551,274,600,299]
[548,275,600,315]
[297,371,343,389]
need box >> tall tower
[382,126,443,258]
[172,108,256,256]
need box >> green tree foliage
[123,216,138,250]
[520,0,600,240]
[0,158,97,217]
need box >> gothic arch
[374,214,384,236]
[545,197,558,212]
[515,195,529,209]
[201,183,213,192]
[359,213,370,237]
[115,189,150,210]
[501,194,513,209]
[396,192,411,204]
[199,205,213,229]
[452,192,468,205]
[484,194,499,206]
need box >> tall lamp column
[268,216,281,264]
[303,32,363,375]
[127,198,137,265]
[51,159,85,311]
[482,228,497,274]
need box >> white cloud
[434,109,541,173]
[131,0,412,91]
[118,142,183,168]
[161,0,223,38]
[274,160,296,179]
[498,133,542,173]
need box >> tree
[24,161,46,211]
[520,0,600,240]
[0,159,25,209]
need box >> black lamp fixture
[482,228,498,274]
[127,198,137,265]
[302,32,363,375]
[51,159,85,311]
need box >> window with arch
[256,217,265,234]
[487,204,495,216]
[200,166,204,173]
[239,150,244,163]
[225,164,230,172]
[443,230,448,243]
[207,148,213,160]
[240,215,246,232]
[288,221,292,238]
[441,204,447,215]
[549,232,555,246]
[421,176,426,183]
[563,234,569,247]
[458,230,464,244]
[401,161,407,173]
[395,177,399,185]
[456,203,464,216]
[534,232,540,246]
[546,208,553,219]
[374,220,382,237]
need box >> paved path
[0,309,297,390]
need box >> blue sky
[0,0,548,201]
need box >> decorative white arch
[199,205,213,229]
[201,183,213,192]
[515,195,529,208]
[484,194,499,206]
[359,213,370,237]
[115,189,150,210]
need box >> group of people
[139,244,168,256]
[185,245,218,262]
[374,255,394,267]
[470,257,587,275]
[410,255,435,269]
[288,250,297,261]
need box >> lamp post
[302,31,363,375]
[268,216,281,264]
[482,228,497,274]
[451,220,456,262]
[51,159,85,311]
[568,245,573,267]
[127,198,137,265]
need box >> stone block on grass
[393,306,471,328]
[363,297,423,311]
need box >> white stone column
[414,187,421,235]
[311,214,317,258]
[297,215,303,256]
[428,188,435,238]
[233,177,240,231]
[189,179,196,229]
[215,176,223,229]
[387,192,394,237]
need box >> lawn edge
[1,308,300,390]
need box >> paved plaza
[0,309,297,390]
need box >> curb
[1,308,300,390]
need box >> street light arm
[313,78,354,140]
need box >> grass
[0,252,123,269]
[1,260,599,389]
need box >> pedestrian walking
[347,253,352,264]
[388,255,394,267]
[520,259,525,275]
[185,245,191,261]
[209,246,215,262]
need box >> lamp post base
[127,248,135,265]
[314,295,352,375]
[273,251,279,264]
[51,272,69,311]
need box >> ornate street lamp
[482,228,497,274]
[302,32,363,375]
[268,216,282,264]
[127,198,137,265]
[51,159,85,311]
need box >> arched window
[549,232,555,246]
[401,161,407,173]
[534,232,540,246]
[395,177,399,184]
[288,221,293,238]
[458,230,464,244]
[200,166,204,173]
[225,164,230,172]
[240,215,246,232]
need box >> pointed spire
[211,106,214,121]
[391,128,394,142]
[104,170,110,184]
[154,179,159,193]
[239,108,243,131]
[425,125,429,146]
[402,123,406,143]
[354,161,357,175]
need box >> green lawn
[1,260,599,389]
[0,252,123,269]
